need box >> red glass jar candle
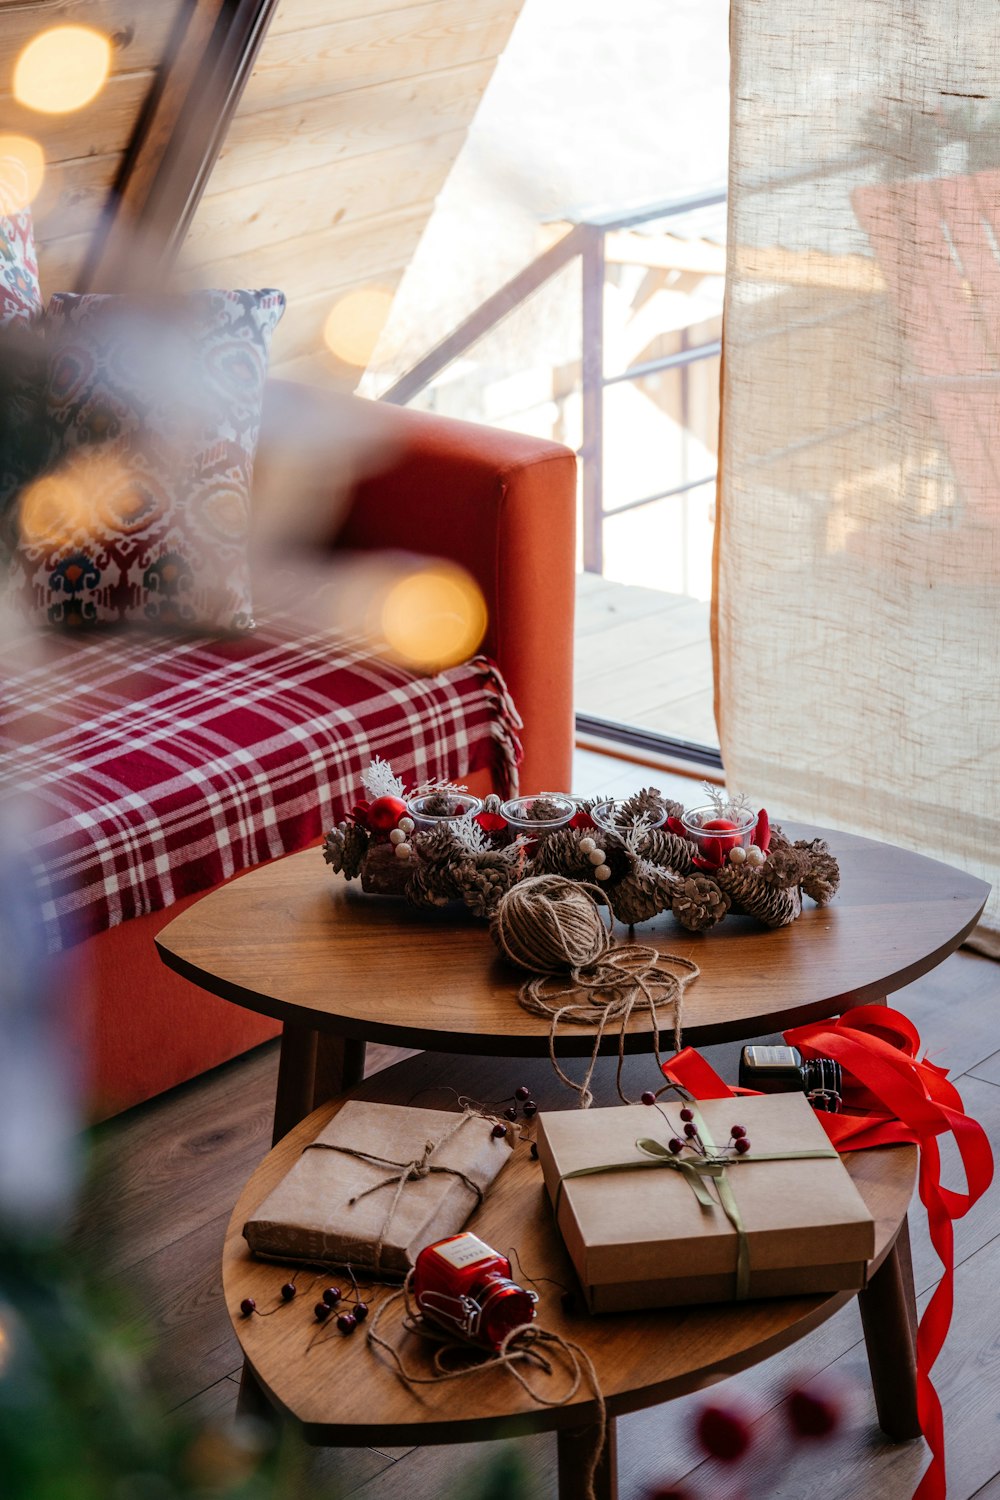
[413,1233,538,1352]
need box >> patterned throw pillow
[7,287,285,630]
[0,209,44,564]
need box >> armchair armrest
[337,400,578,794]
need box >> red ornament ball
[679,1107,694,1122]
[337,1311,357,1335]
[522,1100,538,1118]
[492,1122,507,1139]
[515,1085,531,1101]
[730,1124,747,1139]
[683,1122,698,1138]
[280,1282,297,1302]
[353,1301,370,1324]
[695,1403,753,1462]
[786,1385,842,1439]
[322,1286,342,1307]
[641,1090,657,1106]
[668,1137,684,1155]
[734,1137,751,1155]
[367,795,409,832]
[504,1105,518,1122]
[239,1297,256,1318]
[314,1302,331,1322]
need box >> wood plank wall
[183,0,523,390]
[0,0,187,293]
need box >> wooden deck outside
[575,571,717,750]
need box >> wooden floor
[575,572,717,750]
[75,748,1000,1500]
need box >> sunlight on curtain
[718,0,1000,949]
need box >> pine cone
[413,825,464,868]
[420,791,454,816]
[761,844,807,890]
[794,838,841,905]
[322,822,369,879]
[322,825,347,873]
[453,859,519,919]
[716,862,801,927]
[671,874,731,932]
[530,827,595,880]
[608,858,678,926]
[618,787,684,827]
[640,827,697,876]
[406,858,455,908]
[523,795,568,822]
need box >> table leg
[858,1216,921,1440]
[272,1022,318,1144]
[236,1362,277,1425]
[558,1415,617,1500]
[313,1032,367,1106]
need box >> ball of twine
[490,874,611,974]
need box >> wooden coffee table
[157,823,988,1140]
[225,1050,921,1500]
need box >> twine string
[492,876,699,1108]
[367,1272,607,1500]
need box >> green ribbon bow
[555,1104,838,1301]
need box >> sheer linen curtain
[716,0,1000,951]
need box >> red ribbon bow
[662,1006,994,1500]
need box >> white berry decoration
[594,863,611,881]
[394,841,412,860]
[728,846,747,865]
[588,847,607,866]
[389,829,405,846]
[579,836,596,855]
[398,816,415,834]
[745,845,765,868]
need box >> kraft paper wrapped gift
[537,1092,875,1312]
[243,1101,512,1277]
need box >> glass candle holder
[589,797,668,837]
[680,804,758,857]
[406,791,483,831]
[499,792,576,836]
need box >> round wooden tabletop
[157,823,988,1056]
[223,1050,918,1446]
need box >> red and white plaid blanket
[0,616,522,952]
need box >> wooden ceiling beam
[80,0,282,291]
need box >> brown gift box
[243,1101,512,1277]
[537,1092,876,1312]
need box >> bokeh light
[380,563,487,670]
[14,26,111,115]
[0,135,45,214]
[18,454,139,550]
[322,286,395,367]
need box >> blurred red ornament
[696,1402,753,1462]
[350,799,371,827]
[786,1384,841,1439]
[645,1488,695,1500]
[570,810,596,831]
[368,794,408,831]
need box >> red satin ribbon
[661,1006,994,1500]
